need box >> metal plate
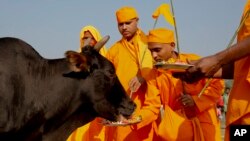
[154,63,193,72]
[102,116,142,126]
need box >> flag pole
[153,18,158,29]
[170,0,180,57]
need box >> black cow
[0,36,136,141]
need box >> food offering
[101,116,142,126]
[154,58,193,72]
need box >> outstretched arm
[189,36,250,78]
[173,36,250,83]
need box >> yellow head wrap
[80,25,102,47]
[116,6,138,23]
[147,28,175,44]
[79,25,107,56]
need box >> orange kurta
[155,53,223,141]
[225,0,250,140]
[105,29,161,141]
[155,72,204,141]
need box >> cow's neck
[43,108,95,141]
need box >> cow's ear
[65,51,89,72]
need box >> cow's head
[65,36,136,121]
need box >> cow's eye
[109,69,115,74]
[76,63,81,67]
[89,64,99,72]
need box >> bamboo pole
[170,0,180,57]
[153,18,158,29]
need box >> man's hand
[177,93,195,107]
[187,55,222,78]
[173,55,222,83]
[128,75,145,92]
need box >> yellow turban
[116,6,138,23]
[79,25,107,56]
[80,25,102,47]
[147,28,175,44]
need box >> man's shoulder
[109,40,124,50]
[180,53,201,60]
[110,40,122,47]
[107,40,123,55]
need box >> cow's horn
[82,37,91,47]
[94,35,110,52]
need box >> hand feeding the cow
[0,36,136,141]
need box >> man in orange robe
[147,28,224,141]
[178,1,250,140]
[105,6,161,141]
[225,4,250,140]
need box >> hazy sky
[0,0,246,59]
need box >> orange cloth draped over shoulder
[79,25,107,56]
[155,53,224,141]
[105,29,161,141]
[67,26,107,141]
[225,0,250,140]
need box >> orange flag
[152,3,174,26]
